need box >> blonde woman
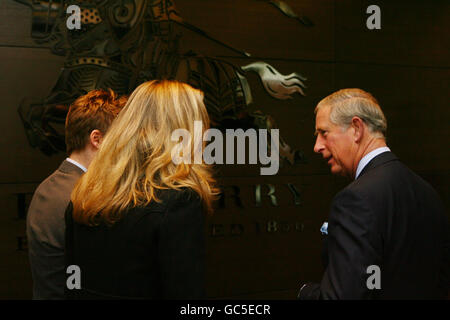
[65,80,217,299]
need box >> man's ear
[351,116,365,143]
[89,129,103,150]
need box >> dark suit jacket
[27,160,84,299]
[65,188,206,299]
[299,152,449,299]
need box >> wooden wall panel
[0,47,66,184]
[0,187,34,299]
[0,0,44,48]
[336,0,450,67]
[176,0,335,60]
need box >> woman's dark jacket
[65,188,206,299]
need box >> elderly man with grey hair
[297,88,449,299]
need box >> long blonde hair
[71,80,218,226]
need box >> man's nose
[314,136,324,154]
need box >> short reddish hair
[65,89,127,155]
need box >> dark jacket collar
[58,159,85,176]
[358,151,398,179]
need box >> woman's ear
[89,129,103,150]
[351,116,365,143]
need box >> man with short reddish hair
[27,89,126,299]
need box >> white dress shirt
[355,147,390,180]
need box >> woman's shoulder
[157,188,201,206]
[131,188,202,222]
[127,188,200,215]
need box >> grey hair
[315,88,387,138]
